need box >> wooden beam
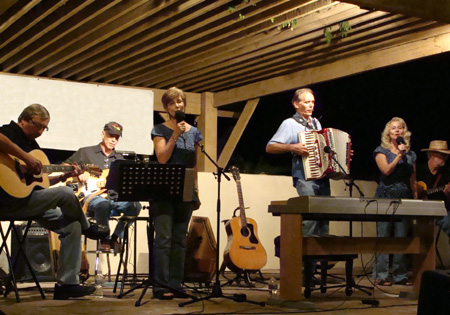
[214,24,450,106]
[218,110,240,119]
[197,92,216,172]
[341,0,450,24]
[217,98,259,168]
[0,0,41,33]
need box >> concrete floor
[0,269,422,315]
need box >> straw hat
[421,140,450,155]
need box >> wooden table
[269,196,447,301]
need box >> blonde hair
[380,117,411,151]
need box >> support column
[197,92,217,172]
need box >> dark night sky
[221,51,450,181]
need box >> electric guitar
[416,181,447,199]
[223,166,267,272]
[0,149,97,199]
[65,169,109,202]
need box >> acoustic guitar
[416,180,446,199]
[223,166,267,272]
[0,149,98,199]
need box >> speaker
[11,223,54,282]
[417,270,450,315]
[184,216,217,283]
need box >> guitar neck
[427,186,445,195]
[235,179,247,227]
[42,165,74,174]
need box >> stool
[84,218,120,282]
[0,219,45,302]
[303,254,372,298]
[113,216,146,295]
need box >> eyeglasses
[30,119,49,132]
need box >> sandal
[153,290,174,300]
[395,278,412,286]
[374,278,392,286]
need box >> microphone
[324,146,335,155]
[174,110,185,140]
[396,136,405,145]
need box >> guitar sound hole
[240,227,250,237]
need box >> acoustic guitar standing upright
[223,166,267,272]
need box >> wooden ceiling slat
[182,12,409,91]
[14,0,122,74]
[0,0,65,52]
[0,1,93,68]
[17,0,147,75]
[144,0,340,87]
[0,0,448,98]
[190,18,432,92]
[213,22,450,106]
[0,0,41,33]
[151,3,368,89]
[38,0,164,77]
[89,0,308,84]
[192,20,436,93]
[86,0,275,83]
[62,0,215,80]
[51,0,199,79]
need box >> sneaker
[82,223,109,240]
[53,283,96,300]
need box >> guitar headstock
[230,166,240,181]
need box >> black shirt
[0,121,40,209]
[64,144,124,171]
[416,163,450,210]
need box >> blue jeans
[295,178,330,236]
[437,211,450,237]
[86,197,141,239]
[295,178,330,278]
[2,186,87,284]
[151,199,193,292]
[372,220,410,282]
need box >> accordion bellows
[298,128,351,180]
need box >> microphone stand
[326,148,364,236]
[326,148,373,296]
[179,144,265,307]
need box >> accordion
[298,128,351,180]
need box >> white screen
[0,73,153,154]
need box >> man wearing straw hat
[416,140,450,241]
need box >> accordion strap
[291,115,318,130]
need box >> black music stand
[179,144,265,308]
[107,161,198,306]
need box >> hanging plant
[339,21,352,37]
[324,27,332,44]
[279,19,298,31]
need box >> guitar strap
[433,173,442,189]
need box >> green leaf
[324,27,332,44]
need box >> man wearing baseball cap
[64,121,141,251]
[416,140,450,242]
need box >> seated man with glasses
[0,103,108,300]
[64,122,141,252]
